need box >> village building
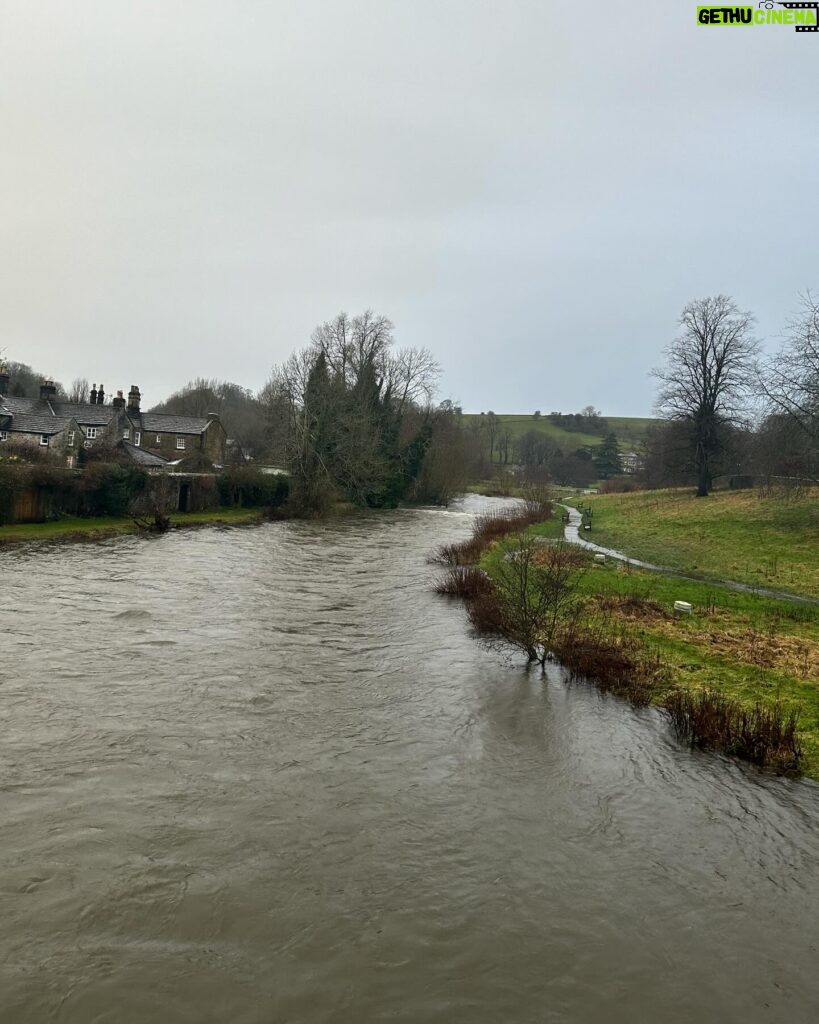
[0,370,227,467]
[619,450,643,474]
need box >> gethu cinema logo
[696,2,819,30]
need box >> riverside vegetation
[433,491,814,777]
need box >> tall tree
[594,432,621,480]
[264,310,441,512]
[758,291,819,447]
[653,296,758,497]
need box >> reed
[664,689,803,774]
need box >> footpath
[559,503,819,608]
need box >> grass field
[578,487,819,599]
[461,412,655,450]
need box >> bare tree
[491,537,584,667]
[68,377,89,404]
[653,295,758,497]
[483,411,499,463]
[385,346,440,412]
[758,291,819,446]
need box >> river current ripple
[1,495,818,1023]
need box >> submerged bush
[434,566,494,599]
[664,688,803,775]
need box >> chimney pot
[127,385,141,413]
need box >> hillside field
[461,413,655,450]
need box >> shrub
[434,566,494,599]
[552,619,669,706]
[217,468,289,508]
[79,463,148,516]
[664,688,802,774]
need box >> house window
[156,435,161,444]
[0,431,7,441]
[67,431,75,447]
[134,431,141,447]
[123,428,130,440]
[40,434,49,446]
[86,427,98,439]
[176,437,186,450]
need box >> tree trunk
[696,457,711,497]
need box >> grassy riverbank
[439,496,819,777]
[0,507,265,546]
[571,560,818,773]
[577,487,819,599]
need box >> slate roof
[4,413,75,435]
[122,442,168,467]
[136,413,213,435]
[0,395,37,415]
[51,402,121,426]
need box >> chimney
[90,383,98,404]
[112,389,126,410]
[127,385,141,413]
[0,367,8,395]
[40,379,57,402]
[97,383,105,405]
[207,412,220,423]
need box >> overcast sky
[1,1,816,414]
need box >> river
[2,495,818,1023]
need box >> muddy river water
[2,496,818,1023]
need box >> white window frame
[123,428,130,440]
[40,434,49,446]
[156,434,161,444]
[67,431,75,447]
[86,426,98,440]
[134,431,141,447]
[176,437,186,450]
[0,430,7,441]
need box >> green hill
[461,413,655,450]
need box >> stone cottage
[0,370,227,467]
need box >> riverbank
[0,507,266,547]
[435,498,817,777]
